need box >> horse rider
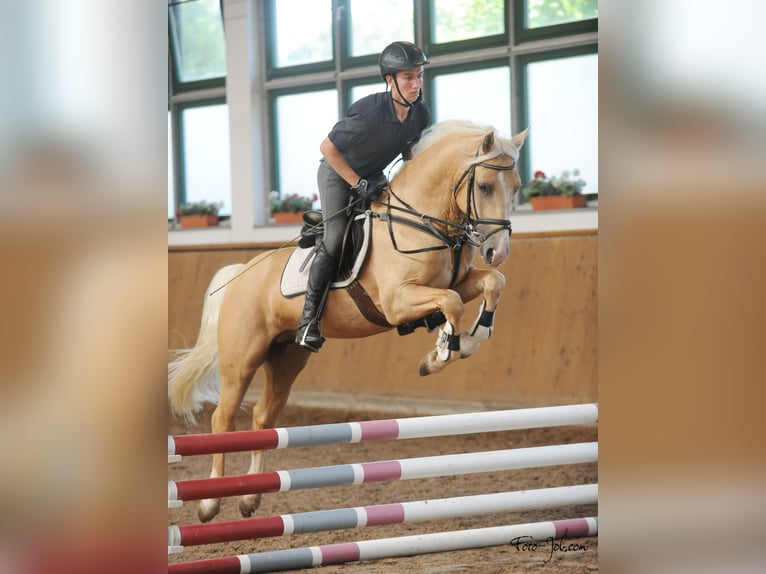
[295,41,432,352]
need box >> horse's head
[455,126,530,267]
[391,121,529,267]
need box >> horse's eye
[478,183,492,194]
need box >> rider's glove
[353,174,388,201]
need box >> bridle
[450,157,516,246]
[371,148,517,286]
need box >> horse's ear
[481,131,495,154]
[511,127,530,149]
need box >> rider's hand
[353,174,388,201]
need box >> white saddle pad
[280,213,371,298]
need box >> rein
[372,151,516,286]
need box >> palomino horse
[169,120,529,522]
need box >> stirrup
[296,321,324,352]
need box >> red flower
[533,170,546,179]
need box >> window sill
[510,204,598,234]
[167,206,597,246]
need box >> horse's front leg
[451,267,506,358]
[383,284,466,376]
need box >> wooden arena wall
[168,230,597,408]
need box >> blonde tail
[168,263,244,424]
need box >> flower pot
[273,211,304,224]
[179,214,219,228]
[530,195,586,211]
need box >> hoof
[239,494,262,518]
[419,353,438,376]
[419,347,453,376]
[197,499,220,523]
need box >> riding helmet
[379,41,429,79]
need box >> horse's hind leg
[197,339,268,523]
[197,374,252,522]
[239,341,311,518]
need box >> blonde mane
[409,120,519,164]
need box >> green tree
[434,0,505,43]
[527,0,598,28]
[171,0,226,82]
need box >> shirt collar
[384,92,405,123]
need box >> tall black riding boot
[295,244,337,352]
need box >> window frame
[168,106,180,220]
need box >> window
[180,102,232,215]
[272,89,337,199]
[267,0,334,73]
[168,0,228,222]
[515,0,598,42]
[350,82,385,104]
[168,0,227,84]
[525,0,598,29]
[347,0,414,59]
[431,0,505,44]
[523,50,598,194]
[432,64,511,138]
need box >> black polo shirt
[327,92,431,178]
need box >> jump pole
[168,442,598,504]
[168,403,598,459]
[169,483,598,548]
[168,516,598,574]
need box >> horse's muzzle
[482,235,509,267]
